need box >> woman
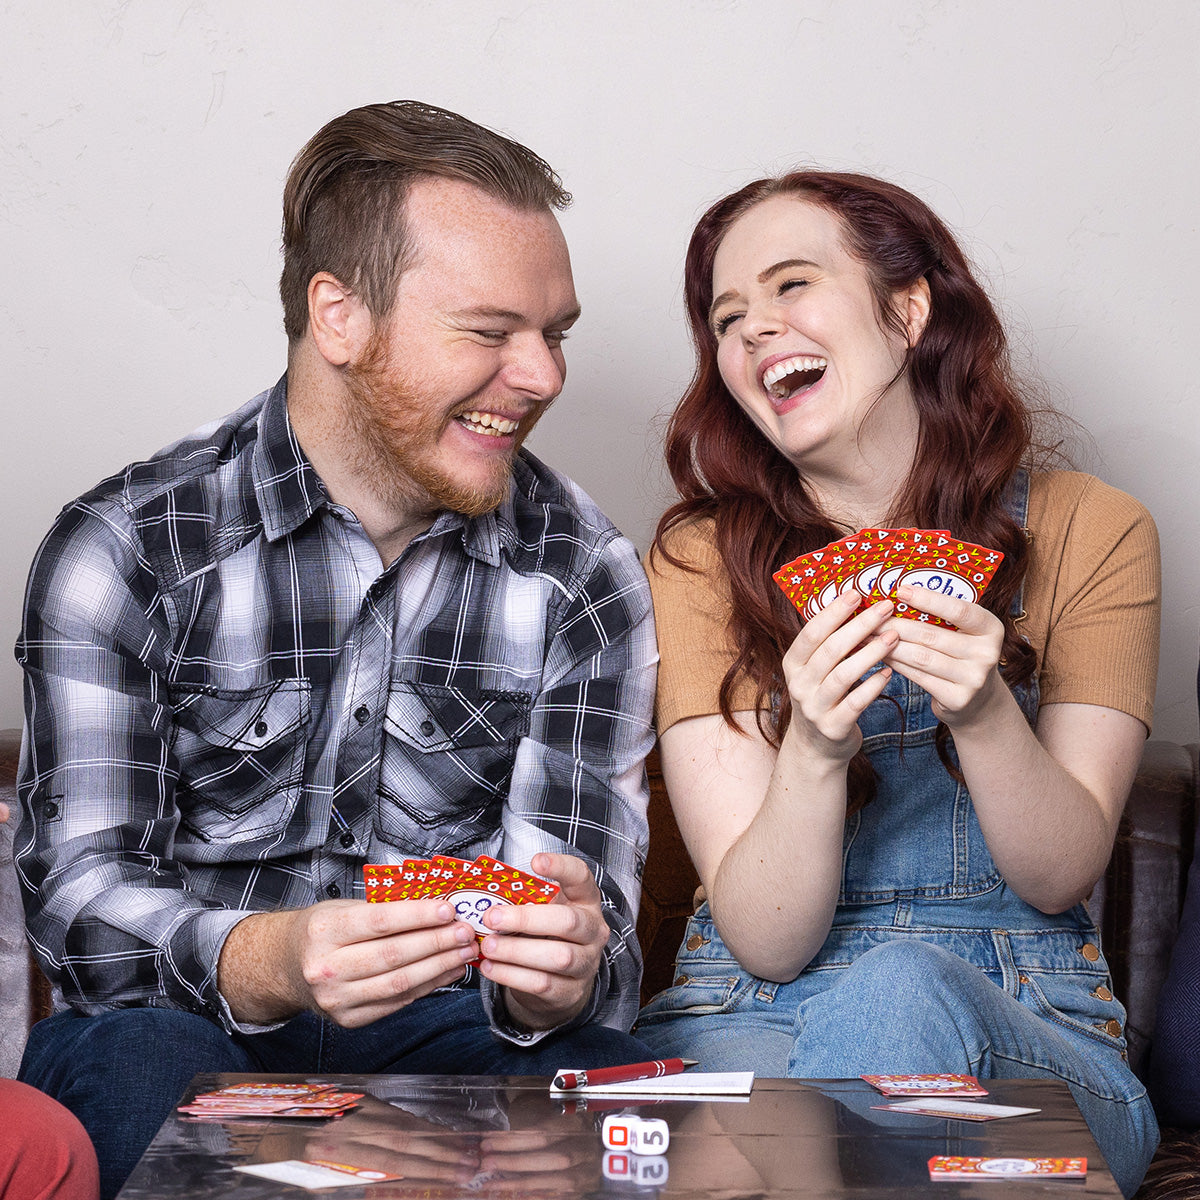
[635,172,1160,1195]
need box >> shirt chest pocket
[377,682,532,856]
[171,679,310,841]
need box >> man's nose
[505,335,565,401]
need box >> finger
[325,959,473,1028]
[529,853,603,905]
[813,628,900,707]
[478,926,594,979]
[476,955,580,999]
[790,598,896,682]
[312,917,479,986]
[890,582,994,632]
[481,895,603,943]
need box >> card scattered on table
[863,1073,989,1097]
[775,529,1004,628]
[178,1082,363,1119]
[364,854,559,937]
[929,1156,1086,1180]
[235,1159,403,1188]
[876,1099,1040,1121]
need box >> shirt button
[254,720,268,738]
[420,720,436,737]
[1104,1019,1122,1037]
[354,706,370,725]
[339,832,355,848]
[325,882,341,899]
[44,801,59,818]
[1079,943,1101,962]
[685,934,708,951]
[1094,985,1113,1002]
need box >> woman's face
[709,195,925,474]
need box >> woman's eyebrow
[709,259,821,321]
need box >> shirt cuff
[480,960,608,1046]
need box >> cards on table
[363,854,560,937]
[929,1156,1086,1180]
[774,529,1004,628]
[875,1099,1040,1121]
[863,1073,989,1097]
[178,1082,363,1119]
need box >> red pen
[552,1058,698,1091]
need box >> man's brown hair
[279,100,571,340]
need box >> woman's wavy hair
[654,171,1038,813]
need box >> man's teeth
[458,411,518,437]
[762,355,828,400]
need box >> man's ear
[307,272,371,367]
[904,276,932,347]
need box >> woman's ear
[904,276,932,347]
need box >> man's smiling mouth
[761,355,828,401]
[457,411,519,437]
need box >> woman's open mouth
[761,355,828,403]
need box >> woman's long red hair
[654,172,1037,812]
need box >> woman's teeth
[762,355,828,400]
[458,411,518,437]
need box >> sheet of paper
[877,1099,1041,1121]
[549,1071,754,1097]
[235,1160,401,1188]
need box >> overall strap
[1001,467,1031,621]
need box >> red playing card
[863,1073,988,1097]
[363,864,403,903]
[882,536,1005,628]
[928,1156,1086,1179]
[445,855,561,936]
[408,854,475,899]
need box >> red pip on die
[601,1114,670,1155]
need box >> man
[15,101,655,1197]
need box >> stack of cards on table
[774,529,1004,628]
[928,1156,1086,1180]
[863,1073,989,1097]
[363,854,559,938]
[178,1082,363,1119]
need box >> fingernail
[437,903,454,921]
[454,925,474,944]
[460,943,480,960]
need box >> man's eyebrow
[709,259,821,323]
[450,304,582,326]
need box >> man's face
[342,176,580,520]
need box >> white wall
[3,0,1197,740]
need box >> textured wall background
[3,1,1197,739]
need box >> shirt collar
[251,375,330,542]
[251,373,521,563]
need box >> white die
[601,1114,671,1155]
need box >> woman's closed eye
[712,311,743,337]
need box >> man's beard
[342,331,522,520]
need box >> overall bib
[637,473,1158,1196]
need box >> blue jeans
[21,990,650,1200]
[638,917,1157,1198]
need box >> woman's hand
[881,582,1008,728]
[782,590,899,762]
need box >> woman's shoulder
[1027,470,1157,547]
[645,515,722,580]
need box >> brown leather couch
[2,728,1198,1193]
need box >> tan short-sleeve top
[647,472,1161,735]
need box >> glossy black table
[118,1074,1118,1197]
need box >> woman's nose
[740,301,786,344]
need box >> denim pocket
[636,909,743,1022]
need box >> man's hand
[475,852,609,1032]
[218,897,480,1028]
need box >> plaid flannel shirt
[15,378,656,1039]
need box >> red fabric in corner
[0,1079,99,1200]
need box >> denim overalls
[637,473,1158,1196]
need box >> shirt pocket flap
[384,682,531,753]
[174,679,311,750]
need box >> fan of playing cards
[774,527,1005,629]
[363,854,560,939]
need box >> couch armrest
[1089,740,1200,1077]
